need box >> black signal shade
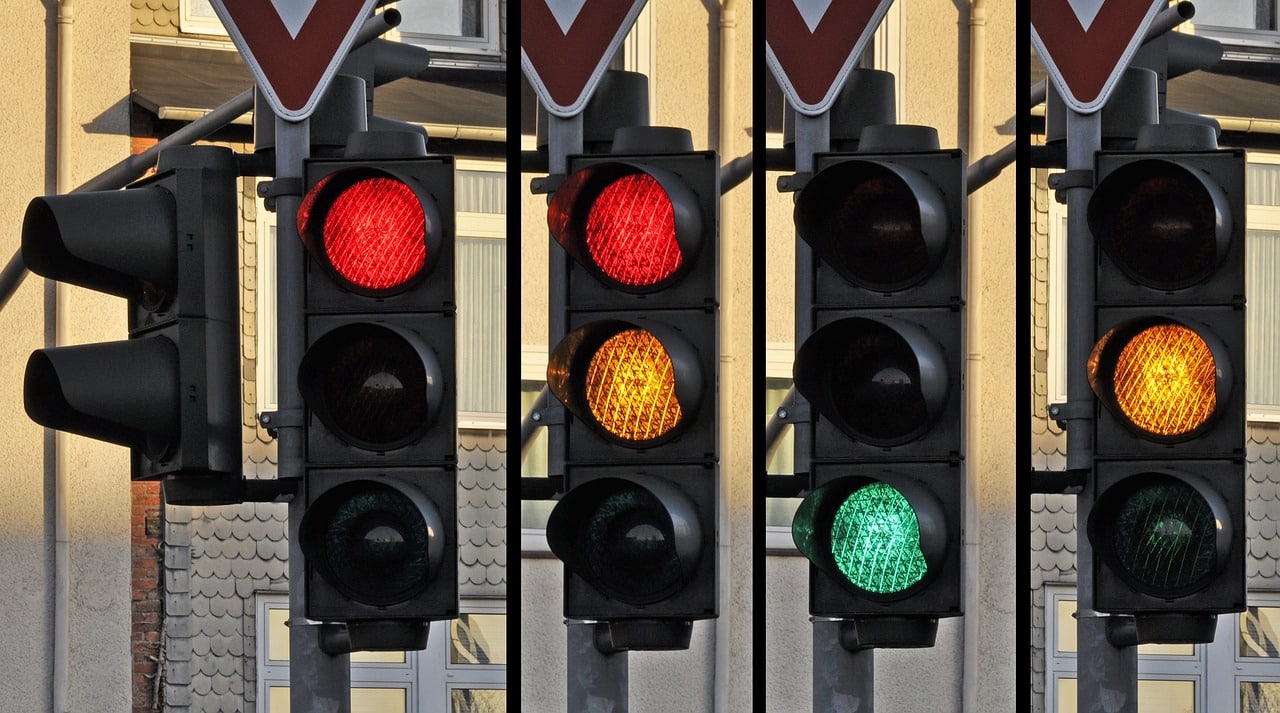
[1090,471,1232,599]
[297,166,442,295]
[795,159,949,293]
[1089,158,1231,291]
[1089,316,1231,443]
[548,161,703,293]
[302,479,445,607]
[794,316,949,447]
[547,475,703,606]
[298,322,444,451]
[547,319,703,447]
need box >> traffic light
[21,145,242,506]
[1085,124,1245,635]
[789,124,964,645]
[294,130,458,647]
[543,126,719,626]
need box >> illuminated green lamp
[793,475,945,601]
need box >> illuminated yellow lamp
[585,328,683,441]
[1111,323,1217,437]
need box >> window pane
[1243,681,1280,711]
[765,380,794,475]
[521,383,547,477]
[352,688,407,713]
[399,0,485,39]
[457,171,506,214]
[1057,678,1194,713]
[1057,599,1077,654]
[351,650,405,664]
[1242,606,1280,657]
[1195,0,1270,30]
[452,689,506,713]
[452,613,507,665]
[1248,163,1280,206]
[268,607,290,661]
[457,237,506,414]
[1248,231,1280,407]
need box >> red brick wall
[131,481,163,712]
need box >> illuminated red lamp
[298,167,442,295]
[548,162,703,293]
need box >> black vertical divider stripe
[506,0,523,705]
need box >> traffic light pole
[275,116,353,712]
[545,111,631,713]
[790,109,877,711]
[1060,108,1137,713]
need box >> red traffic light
[795,157,950,293]
[1088,158,1231,291]
[297,167,443,295]
[548,162,703,293]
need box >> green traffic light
[1110,477,1217,595]
[826,482,928,595]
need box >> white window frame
[180,0,229,36]
[1043,587,1280,712]
[395,0,502,57]
[257,594,507,713]
[1243,152,1280,422]
[455,158,508,430]
[764,343,799,553]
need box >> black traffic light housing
[544,126,719,631]
[1086,124,1246,636]
[21,145,242,505]
[790,124,965,643]
[296,131,458,643]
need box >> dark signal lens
[832,173,929,289]
[829,321,930,445]
[300,324,434,450]
[320,483,433,606]
[584,173,682,288]
[583,485,682,604]
[1108,476,1219,596]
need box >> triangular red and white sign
[766,0,893,116]
[211,0,376,122]
[521,0,648,118]
[1032,0,1163,114]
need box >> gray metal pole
[276,116,352,711]
[567,622,628,712]
[1063,108,1137,713]
[813,620,874,712]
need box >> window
[396,0,501,55]
[180,0,228,36]
[764,344,800,551]
[519,349,554,538]
[1043,152,1280,422]
[1194,2,1277,34]
[257,595,506,712]
[1043,588,1280,712]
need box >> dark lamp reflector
[585,328,682,442]
[832,173,929,289]
[307,176,427,291]
[1108,168,1219,288]
[584,173,682,288]
[1111,323,1217,437]
[830,482,928,595]
[1110,478,1219,596]
[829,322,929,444]
[583,486,682,603]
[301,325,431,450]
[319,485,433,606]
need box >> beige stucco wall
[520,0,754,709]
[0,1,133,711]
[764,0,1017,709]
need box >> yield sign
[210,0,377,122]
[521,0,648,118]
[766,0,893,116]
[1032,0,1163,114]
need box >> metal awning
[130,42,506,138]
